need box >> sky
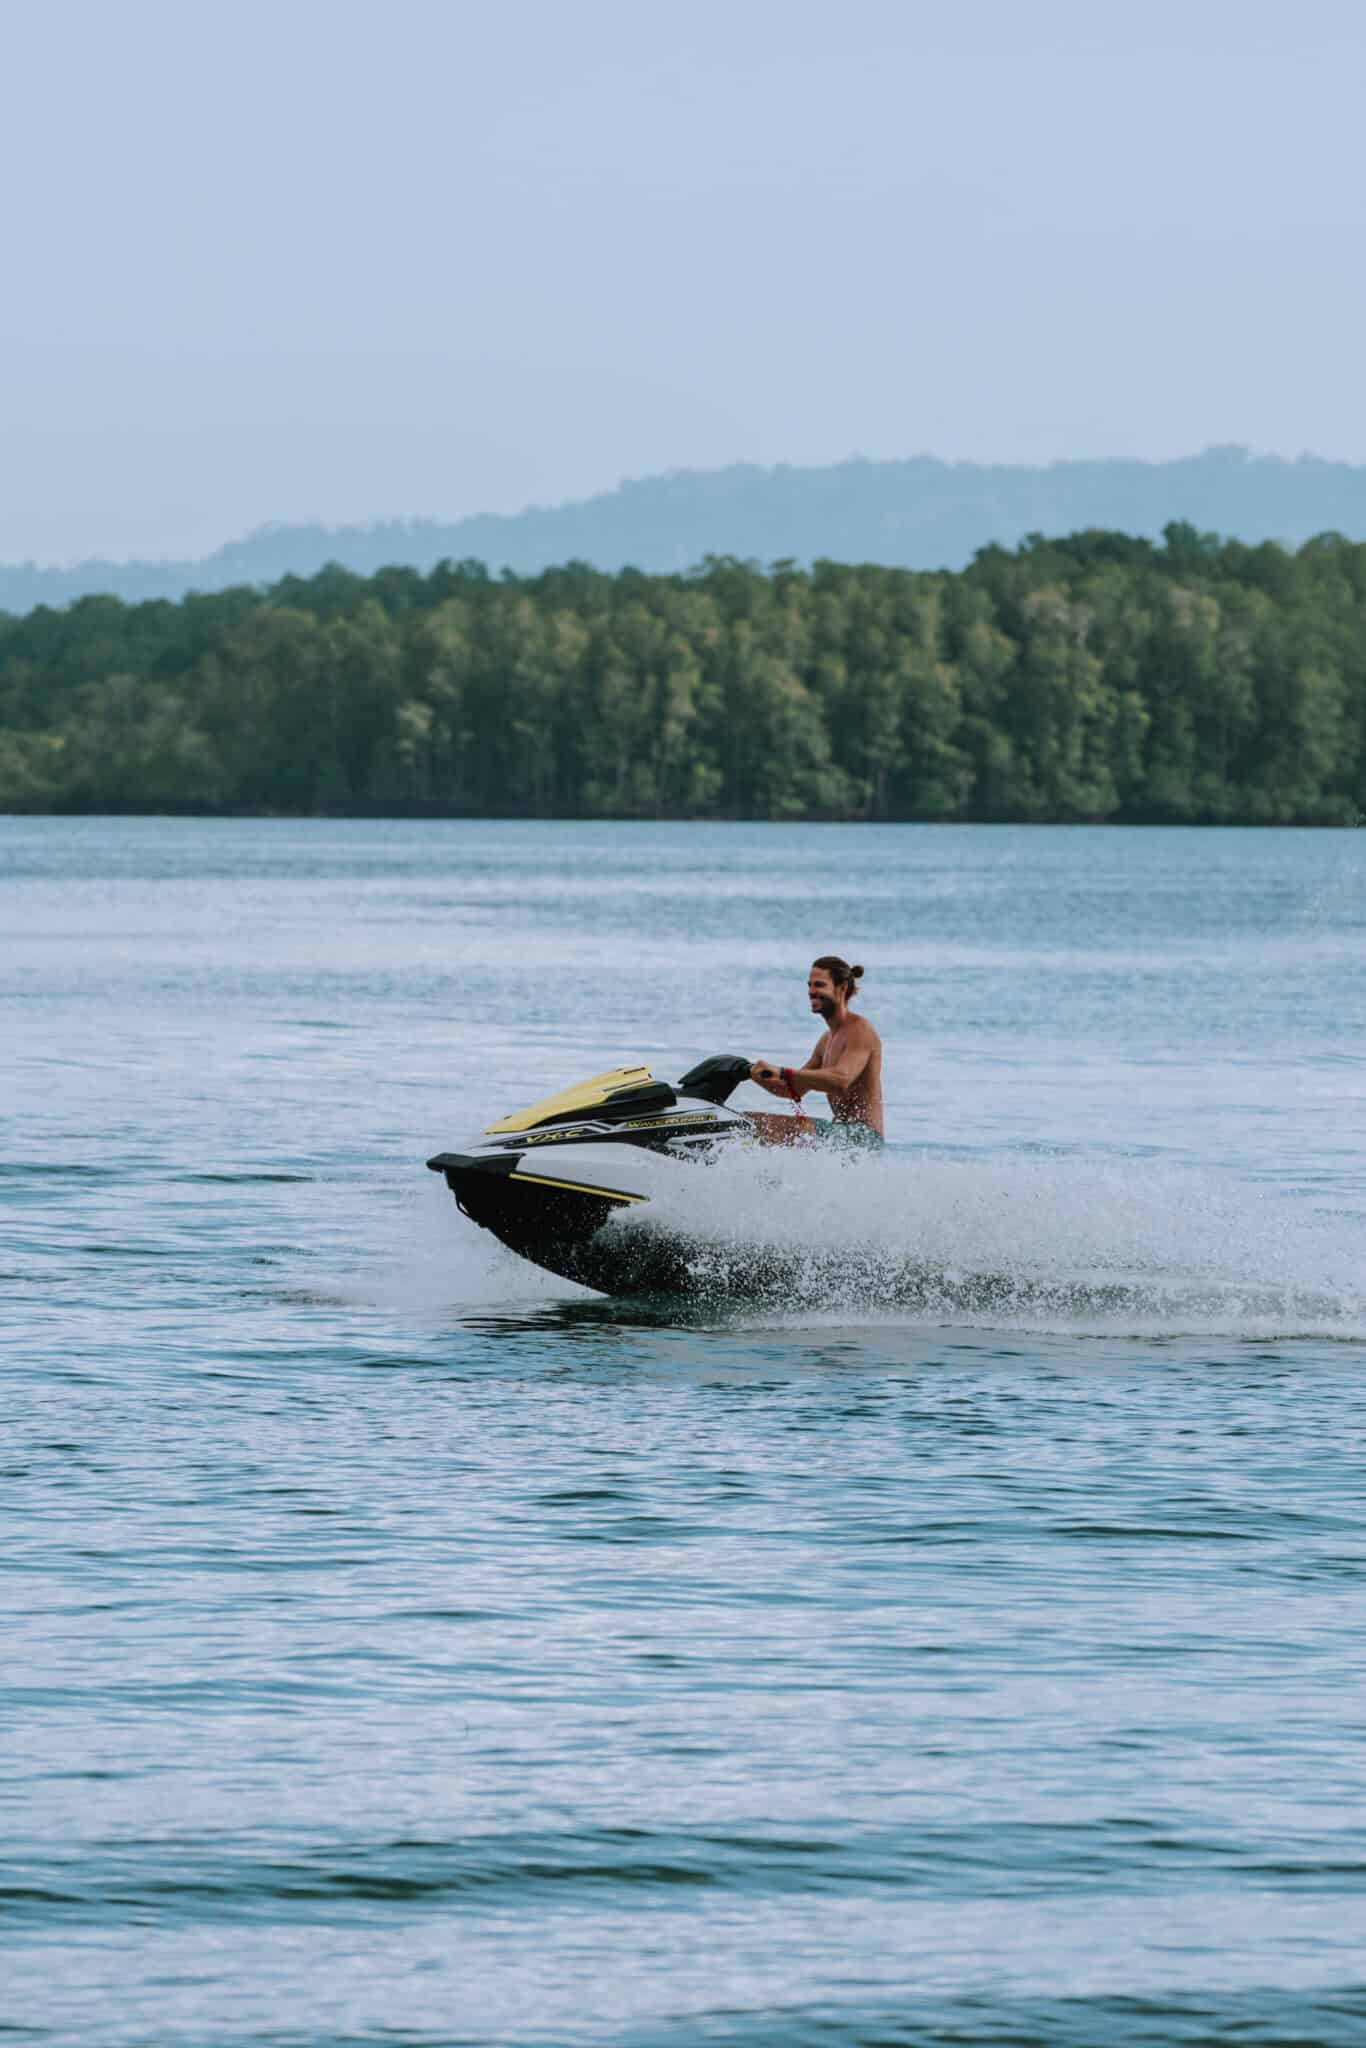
[3,0,1364,562]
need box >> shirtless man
[750,956,884,1140]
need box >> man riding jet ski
[427,957,884,1296]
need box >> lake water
[4,816,1366,2047]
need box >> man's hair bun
[851,964,864,980]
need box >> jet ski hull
[427,1055,830,1298]
[427,1144,723,1294]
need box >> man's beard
[812,996,837,1019]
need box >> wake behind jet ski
[426,1055,827,1295]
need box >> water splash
[597,1143,1366,1336]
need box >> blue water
[4,817,1366,2046]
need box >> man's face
[808,968,839,1018]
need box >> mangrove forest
[2,524,1364,823]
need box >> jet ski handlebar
[676,1054,754,1105]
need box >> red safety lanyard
[781,1066,809,1123]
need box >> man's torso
[814,1018,884,1135]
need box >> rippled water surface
[4,817,1366,2046]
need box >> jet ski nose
[425,1054,761,1294]
[426,1149,514,1176]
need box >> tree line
[9,446,1366,612]
[2,524,1364,823]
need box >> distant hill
[6,445,1366,613]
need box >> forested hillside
[2,524,1363,823]
[8,446,1366,612]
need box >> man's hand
[750,1060,790,1098]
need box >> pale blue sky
[4,0,1364,560]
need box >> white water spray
[599,1143,1366,1336]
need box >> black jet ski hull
[427,1056,832,1299]
[428,1148,711,1294]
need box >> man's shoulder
[828,1015,878,1055]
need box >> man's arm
[751,1034,829,1098]
[783,1035,870,1100]
[787,1035,831,1097]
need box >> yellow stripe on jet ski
[511,1171,646,1205]
[486,1067,654,1135]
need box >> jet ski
[427,1054,820,1295]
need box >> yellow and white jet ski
[427,1055,815,1294]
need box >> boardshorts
[813,1119,884,1151]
